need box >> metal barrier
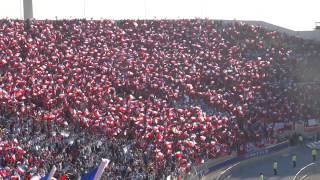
[188,168,200,180]
[215,162,240,180]
[186,154,238,180]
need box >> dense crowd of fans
[0,19,320,179]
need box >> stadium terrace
[0,19,320,179]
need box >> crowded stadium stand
[0,18,320,179]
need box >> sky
[0,0,319,31]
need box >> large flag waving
[40,165,57,180]
[31,165,57,180]
[81,159,110,180]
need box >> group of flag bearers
[259,135,318,180]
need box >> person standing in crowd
[312,148,317,161]
[299,135,304,145]
[292,154,297,168]
[273,161,278,175]
[259,172,264,180]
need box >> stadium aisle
[227,146,316,180]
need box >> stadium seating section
[0,19,320,179]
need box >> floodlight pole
[23,0,33,20]
[84,0,86,18]
[144,0,147,20]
